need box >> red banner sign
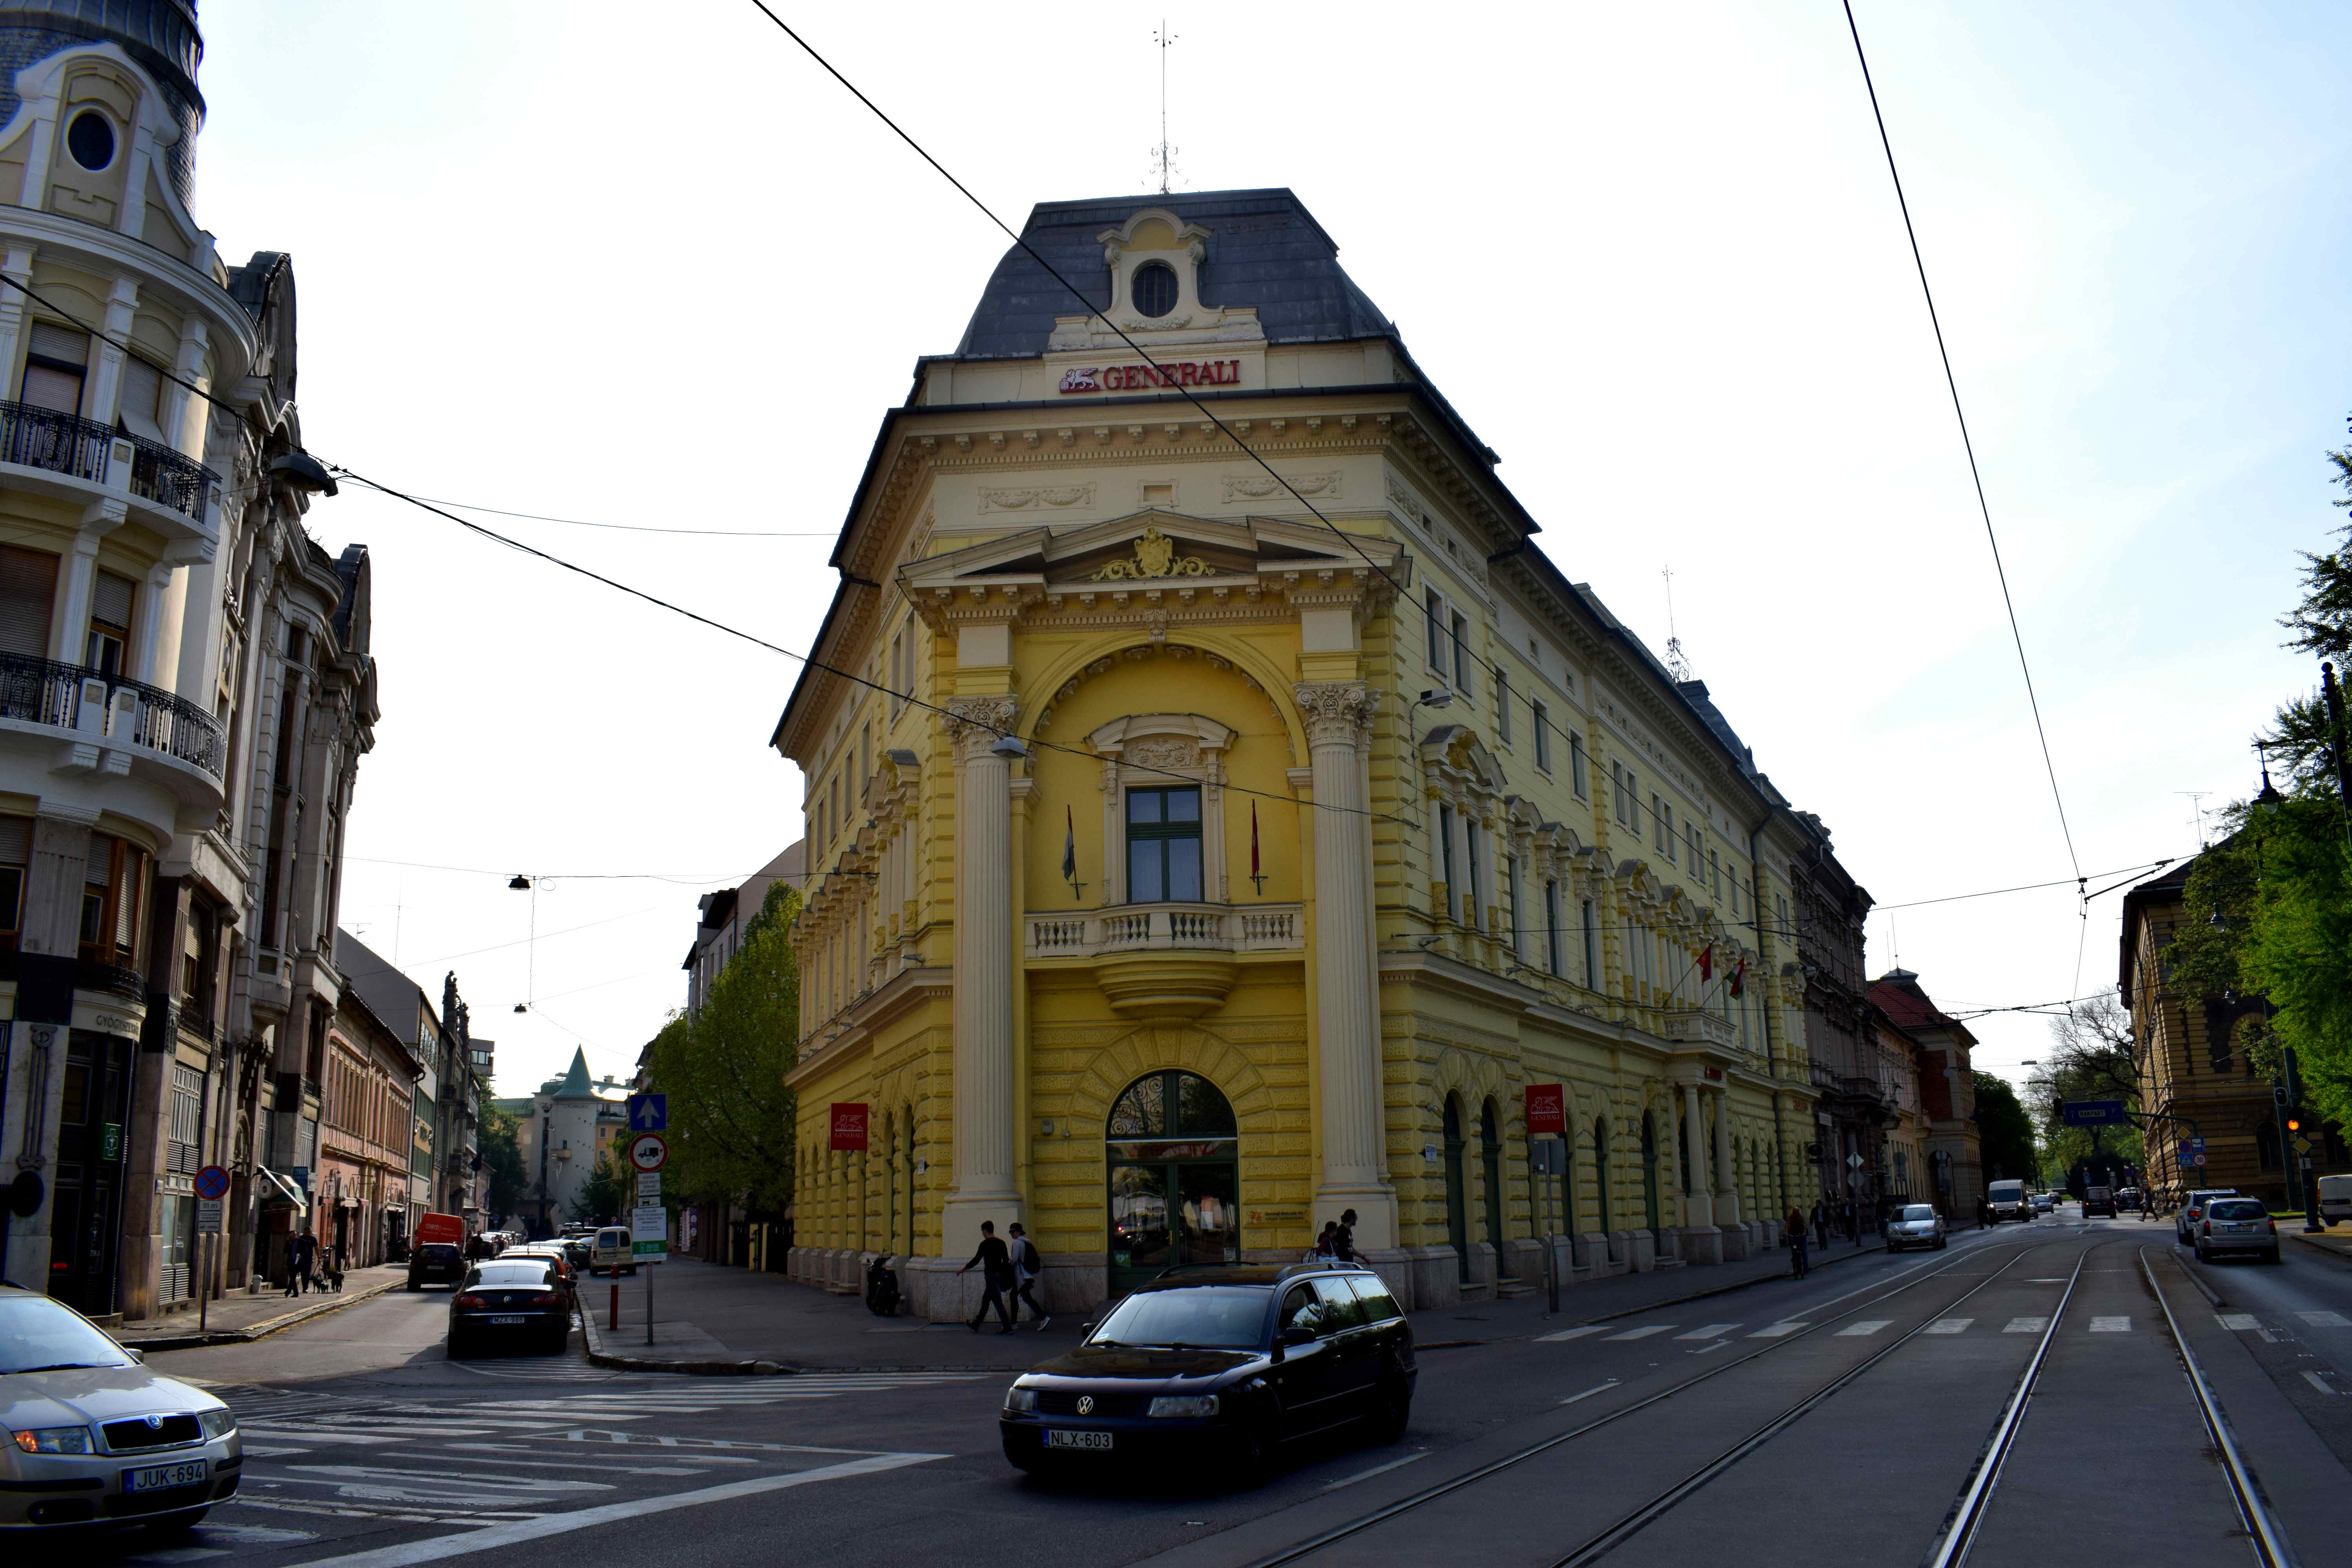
[1524,1083,1565,1137]
[829,1102,869,1152]
[1058,360,1241,394]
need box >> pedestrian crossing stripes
[2004,1318,2049,1334]
[1748,1322,1806,1338]
[1537,1309,2350,1349]
[1601,1325,1672,1341]
[2089,1316,2131,1333]
[1672,1324,1739,1340]
[2301,1311,2352,1328]
[1536,1325,1610,1341]
[1835,1320,1893,1337]
[1925,1319,1972,1334]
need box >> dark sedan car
[406,1242,466,1290]
[1000,1263,1414,1479]
[447,1261,570,1358]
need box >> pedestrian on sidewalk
[960,1220,1015,1333]
[1812,1199,1828,1253]
[1312,1221,1338,1259]
[1334,1209,1358,1263]
[1784,1205,1810,1278]
[285,1229,316,1296]
[1007,1223,1049,1331]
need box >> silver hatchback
[1884,1203,1947,1252]
[2193,1198,2280,1265]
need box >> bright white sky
[185,2,2350,1102]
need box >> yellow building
[776,190,1826,1318]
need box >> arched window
[1106,1071,1238,1292]
[1442,1096,1469,1281]
[1593,1116,1612,1238]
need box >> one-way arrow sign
[626,1093,666,1132]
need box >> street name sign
[628,1133,668,1172]
[2063,1100,2129,1127]
[630,1205,667,1261]
[626,1093,666,1132]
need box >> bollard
[609,1275,620,1332]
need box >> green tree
[2034,991,2144,1179]
[479,1102,529,1218]
[571,1148,626,1225]
[641,882,800,1215]
[1973,1071,2037,1185]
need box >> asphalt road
[27,1208,2352,1568]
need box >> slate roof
[338,929,434,1042]
[1869,970,1974,1042]
[952,188,1396,361]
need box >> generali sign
[1525,1083,1566,1137]
[829,1102,869,1152]
[1059,360,1242,394]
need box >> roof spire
[1150,20,1179,196]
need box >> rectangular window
[1450,611,1474,698]
[1465,824,1483,924]
[1495,668,1512,744]
[1653,796,1669,856]
[1582,899,1598,986]
[1709,849,1722,901]
[119,355,166,443]
[1687,824,1701,874]
[1506,855,1523,956]
[0,545,56,659]
[1775,893,1790,940]
[1615,764,1634,828]
[1437,804,1456,905]
[1570,733,1587,798]
[1126,786,1202,903]
[86,569,132,678]
[0,814,25,951]
[1545,879,1562,975]
[1533,704,1551,771]
[1425,589,1447,671]
[20,322,88,414]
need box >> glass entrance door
[1106,1071,1240,1297]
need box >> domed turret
[0,0,201,202]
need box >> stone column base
[1671,1225,1725,1266]
[939,1193,1022,1261]
[1717,1222,1753,1262]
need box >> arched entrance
[1442,1096,1470,1281]
[1107,1071,1240,1295]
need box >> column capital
[1292,680,1379,749]
[943,694,1019,762]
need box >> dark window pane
[1130,839,1163,902]
[1132,262,1178,318]
[1174,1073,1235,1135]
[1168,837,1201,901]
[66,112,114,172]
[1128,791,1162,825]
[1165,789,1200,822]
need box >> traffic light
[2275,1084,2290,1107]
[2287,1118,2301,1134]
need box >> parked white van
[2320,1173,2352,1226]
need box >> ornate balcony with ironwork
[0,649,227,804]
[0,399,220,541]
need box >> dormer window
[65,110,114,172]
[1132,262,1179,319]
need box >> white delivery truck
[2319,1172,2352,1226]
[1986,1178,2034,1223]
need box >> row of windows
[20,321,178,446]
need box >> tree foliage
[571,1147,627,1225]
[2163,432,2352,1133]
[640,882,801,1215]
[1973,1071,2037,1185]
[2034,991,2144,1175]
[479,1102,529,1218]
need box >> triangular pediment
[899,510,1383,595]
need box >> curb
[1523,1236,1896,1336]
[121,1276,406,1352]
[2287,1230,2352,1266]
[577,1303,788,1376]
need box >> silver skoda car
[1882,1202,1947,1252]
[0,1285,240,1534]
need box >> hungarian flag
[1729,955,1747,997]
[1698,944,1714,983]
[1062,806,1077,885]
[1250,803,1261,882]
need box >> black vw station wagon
[999,1262,1414,1478]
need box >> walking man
[960,1220,1015,1333]
[1784,1204,1810,1279]
[1334,1209,1358,1263]
[1007,1222,1049,1330]
[1812,1198,1829,1253]
[285,1229,316,1296]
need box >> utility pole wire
[1840,1,2083,887]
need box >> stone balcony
[1024,901,1304,959]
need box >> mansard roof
[952,188,1394,362]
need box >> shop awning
[258,1168,309,1211]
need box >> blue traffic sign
[2062,1099,2129,1127]
[193,1164,230,1201]
[627,1093,667,1132]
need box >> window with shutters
[20,322,89,414]
[86,569,132,677]
[0,815,25,951]
[77,831,141,966]
[0,546,56,658]
[168,1063,202,1173]
[117,355,167,443]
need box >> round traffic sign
[193,1164,230,1201]
[628,1133,668,1172]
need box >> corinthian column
[1296,680,1395,1249]
[942,695,1020,1259]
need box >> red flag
[1698,944,1714,982]
[1250,802,1261,879]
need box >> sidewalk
[577,1230,1908,1375]
[113,1263,408,1352]
[2287,1221,2352,1264]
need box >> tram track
[1232,1230,2308,1568]
[1234,1233,2055,1568]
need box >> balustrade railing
[1025,902,1304,958]
[0,650,226,779]
[0,399,216,523]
